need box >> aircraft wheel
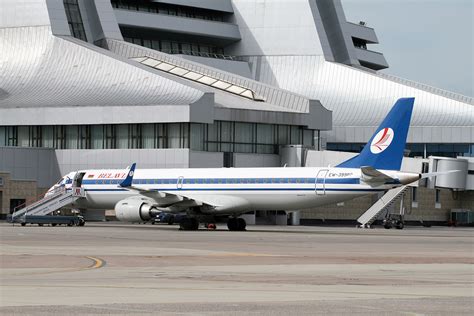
[384,223,392,229]
[227,218,246,231]
[179,218,199,230]
[21,223,26,227]
[227,218,238,231]
[395,222,404,230]
[237,218,247,231]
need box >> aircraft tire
[395,222,404,230]
[237,218,247,231]
[227,218,246,231]
[227,218,239,231]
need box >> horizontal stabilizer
[360,166,394,184]
[420,170,460,179]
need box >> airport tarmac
[1,222,473,315]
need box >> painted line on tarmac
[86,256,106,269]
[7,256,106,276]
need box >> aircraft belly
[181,189,371,212]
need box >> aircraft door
[177,176,184,189]
[73,172,86,187]
[315,169,329,195]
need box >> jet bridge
[10,188,85,223]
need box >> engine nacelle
[115,197,159,222]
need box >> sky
[342,0,473,97]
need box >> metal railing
[163,50,236,60]
[11,187,67,223]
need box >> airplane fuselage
[67,167,405,214]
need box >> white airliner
[46,98,441,230]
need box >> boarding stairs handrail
[357,185,409,227]
[12,188,66,220]
[11,187,85,222]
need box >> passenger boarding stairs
[357,185,409,228]
[10,187,85,223]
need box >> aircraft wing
[118,163,250,212]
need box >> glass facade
[0,122,315,154]
[111,0,227,22]
[326,143,365,153]
[327,142,474,158]
[63,0,87,41]
[122,35,225,57]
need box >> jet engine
[115,197,160,222]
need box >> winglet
[119,163,136,187]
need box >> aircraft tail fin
[337,98,415,171]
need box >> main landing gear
[178,216,247,231]
[179,217,199,230]
[227,217,246,231]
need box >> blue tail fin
[336,98,415,171]
[119,163,136,187]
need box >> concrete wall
[229,0,325,56]
[189,151,224,168]
[301,186,464,224]
[233,153,280,167]
[0,172,44,217]
[0,147,60,188]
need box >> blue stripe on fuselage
[84,187,384,192]
[82,178,360,185]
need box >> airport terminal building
[1,0,473,224]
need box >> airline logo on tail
[370,127,394,154]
